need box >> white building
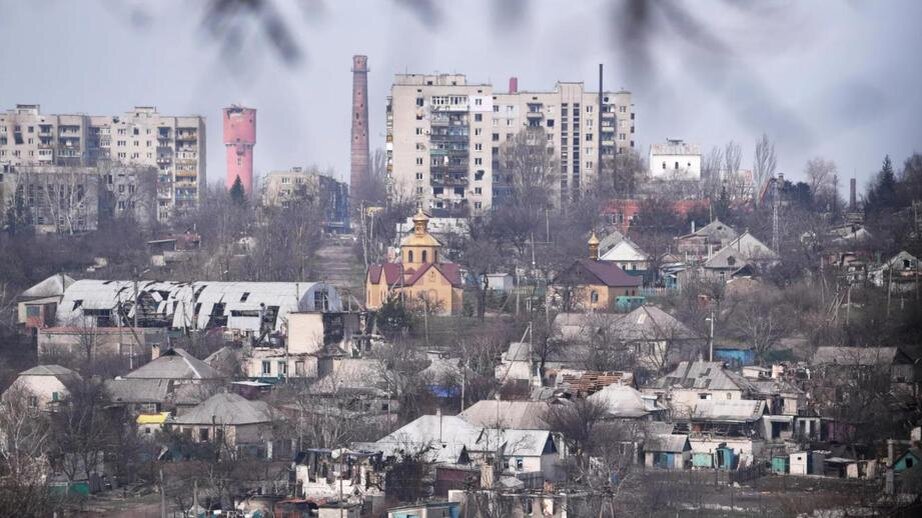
[2,365,82,411]
[649,139,701,180]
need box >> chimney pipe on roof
[508,77,518,93]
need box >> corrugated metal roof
[811,346,904,366]
[56,280,342,333]
[692,399,766,423]
[647,361,756,392]
[588,384,652,418]
[19,274,75,299]
[645,434,689,453]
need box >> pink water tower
[223,105,256,194]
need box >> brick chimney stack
[850,178,857,211]
[351,55,370,202]
[508,77,518,94]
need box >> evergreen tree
[229,175,246,206]
[866,155,898,216]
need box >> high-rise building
[223,105,256,194]
[0,104,206,221]
[351,55,370,202]
[261,166,350,233]
[386,74,634,213]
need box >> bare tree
[597,148,646,198]
[500,127,558,210]
[728,291,791,364]
[722,140,744,199]
[752,133,777,192]
[701,146,724,198]
[48,379,121,487]
[804,157,839,211]
[0,385,61,516]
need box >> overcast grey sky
[1,0,920,192]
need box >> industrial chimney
[850,178,857,211]
[351,55,370,201]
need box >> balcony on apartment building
[430,173,469,188]
[175,129,197,141]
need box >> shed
[893,448,922,473]
[644,434,691,470]
[771,456,789,474]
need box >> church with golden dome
[365,210,464,315]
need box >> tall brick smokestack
[850,178,857,211]
[508,77,518,93]
[351,55,370,201]
[223,106,256,194]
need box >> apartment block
[386,75,634,213]
[0,162,158,233]
[0,104,206,221]
[261,167,350,232]
[387,74,494,216]
[493,81,634,204]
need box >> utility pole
[160,468,166,518]
[598,63,604,192]
[707,312,715,362]
[771,174,781,252]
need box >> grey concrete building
[386,74,634,213]
[0,104,206,221]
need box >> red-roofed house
[366,210,464,315]
[550,233,643,312]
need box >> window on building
[726,393,733,400]
[422,250,428,262]
[493,105,499,112]
[586,133,593,141]
[475,170,484,181]
[278,361,288,376]
[475,128,482,136]
[240,292,250,302]
[474,114,482,122]
[408,250,414,262]
[675,162,679,169]
[454,187,464,195]
[474,201,482,209]
[416,172,423,180]
[662,162,667,170]
[547,119,555,128]
[415,128,423,135]
[474,143,482,151]
[416,97,424,107]
[474,158,482,165]
[590,291,599,303]
[474,187,482,194]
[199,428,210,441]
[262,361,271,375]
[699,393,711,400]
